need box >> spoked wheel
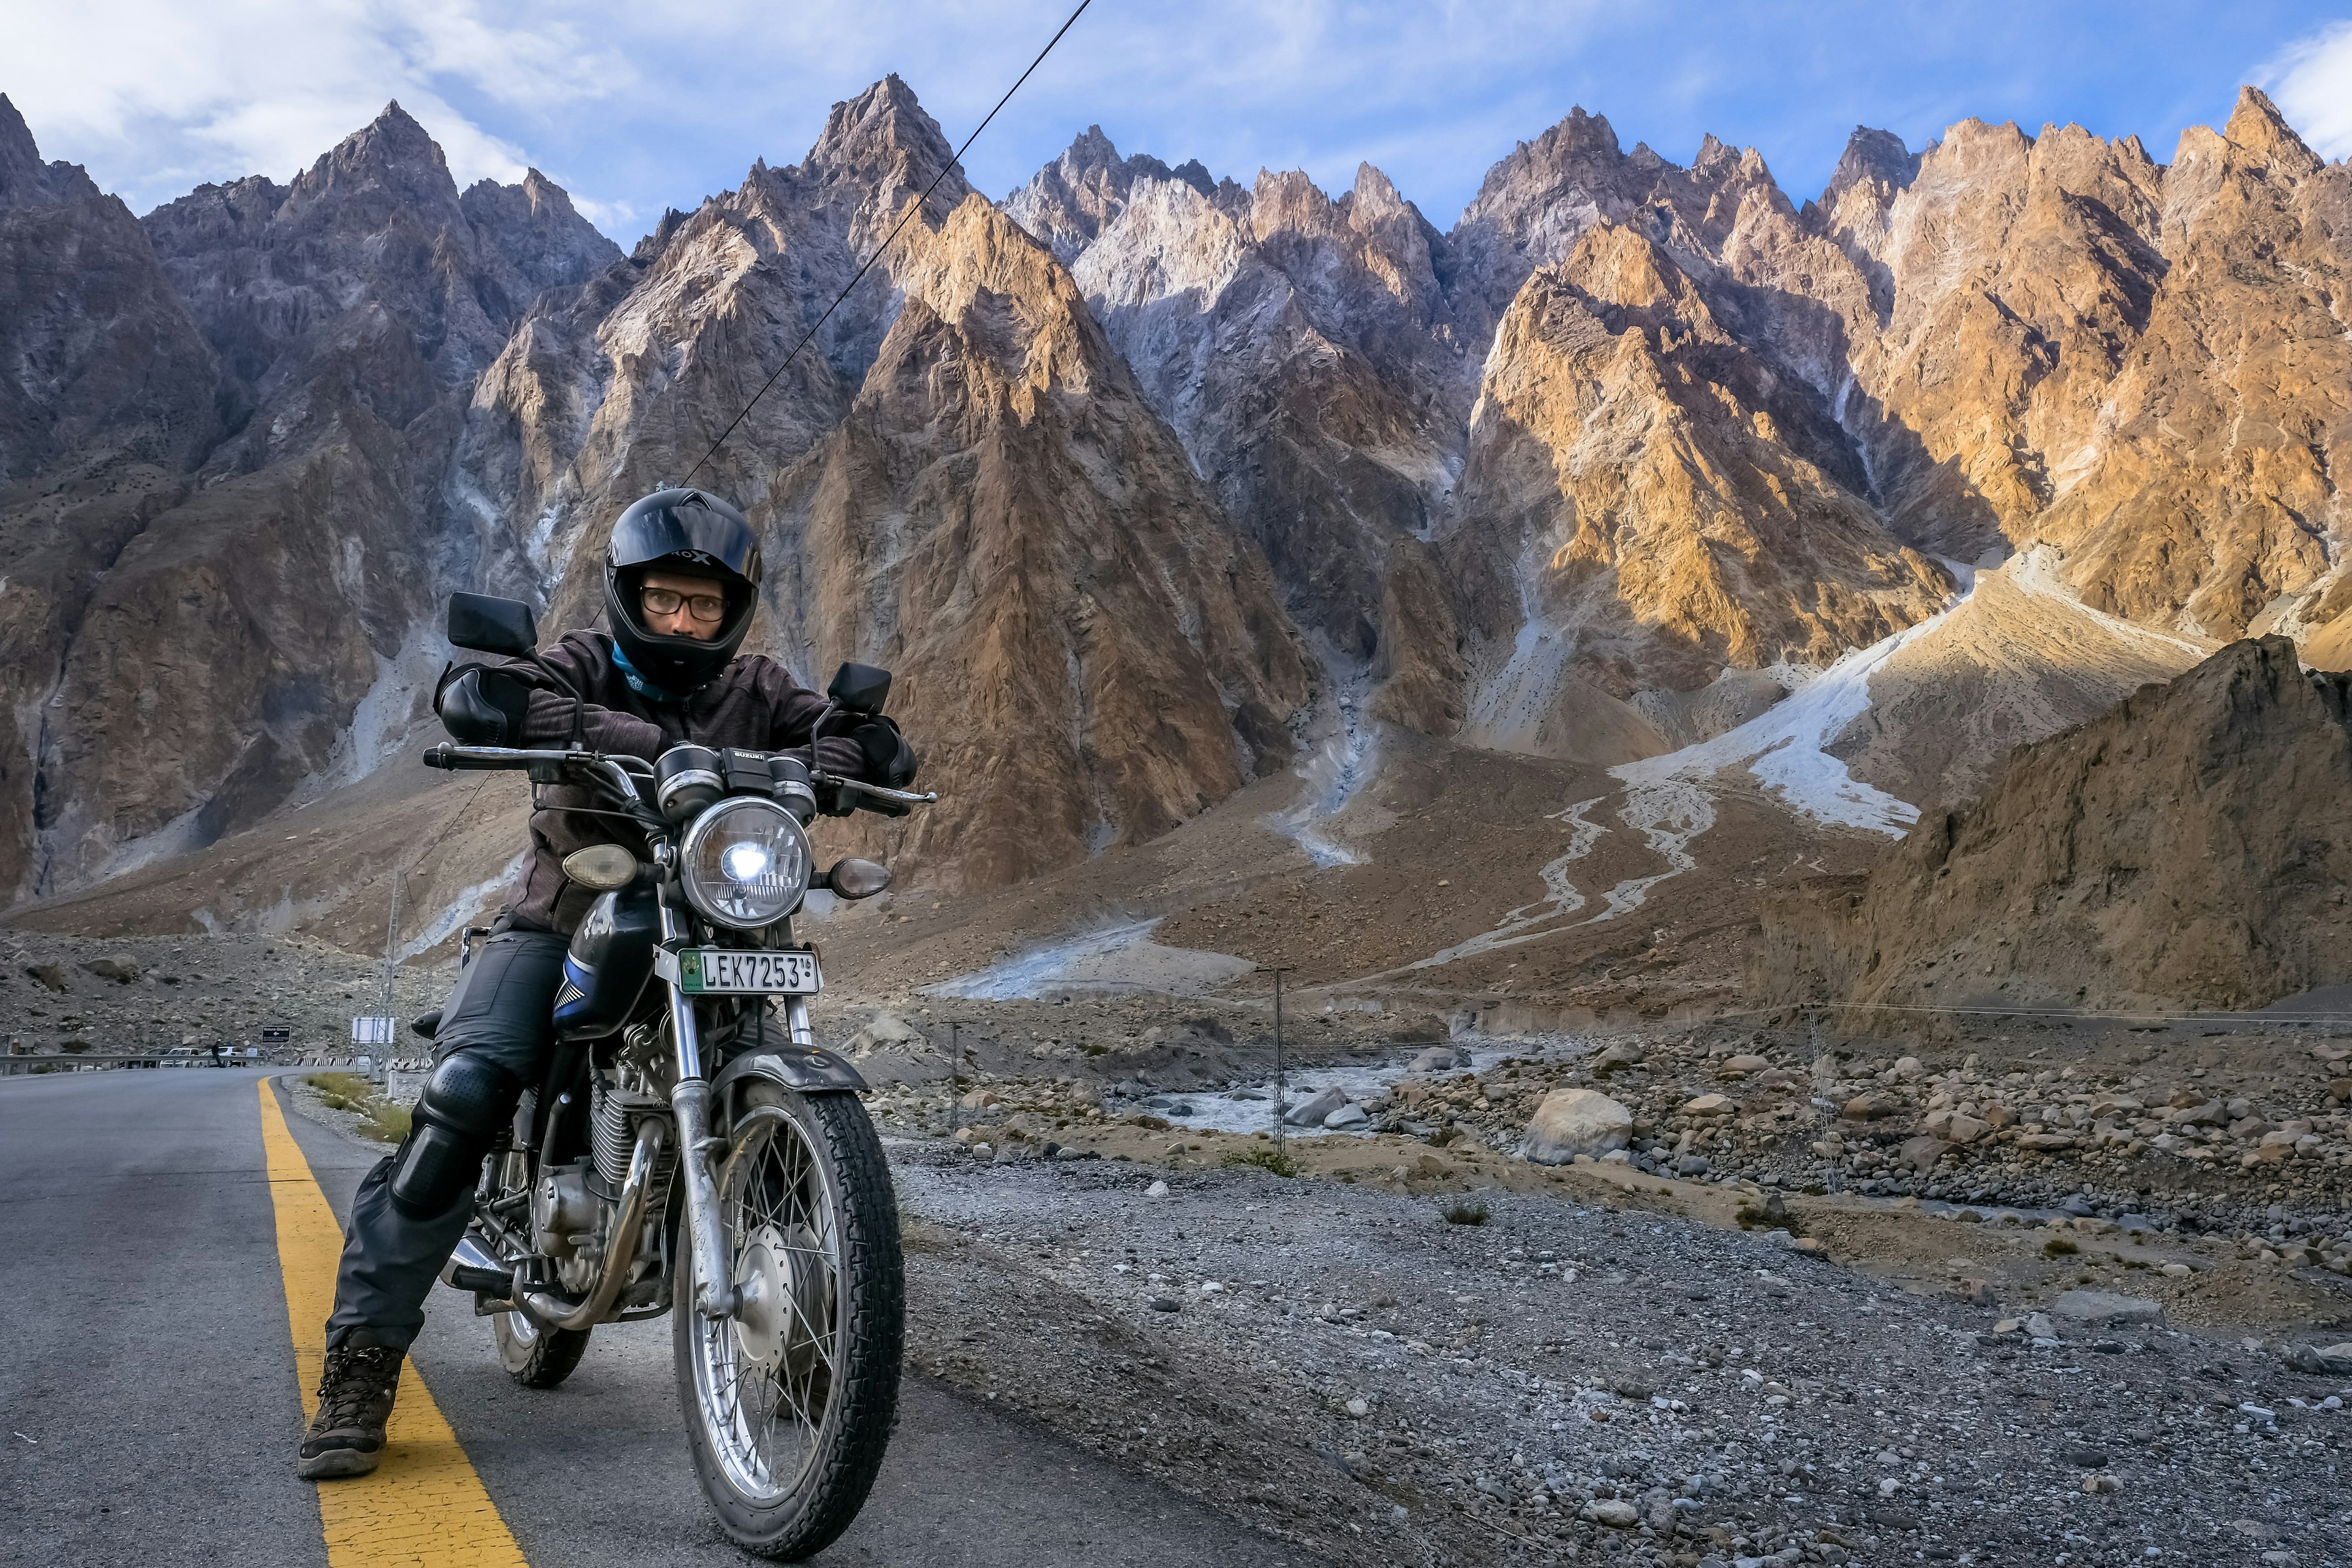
[675,1082,902,1561]
[491,1296,591,1389]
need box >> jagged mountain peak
[1822,126,1918,206]
[284,98,462,217]
[0,92,40,179]
[1463,105,1627,214]
[805,75,959,185]
[458,167,621,294]
[0,92,102,213]
[1003,121,1219,261]
[2217,83,2323,178]
[1063,123,1121,169]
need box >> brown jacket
[501,630,866,933]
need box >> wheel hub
[731,1226,788,1370]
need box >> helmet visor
[608,490,762,585]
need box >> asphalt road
[0,1068,1305,1567]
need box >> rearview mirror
[448,593,538,658]
[827,662,892,715]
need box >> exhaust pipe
[519,1120,669,1332]
[435,1121,668,1331]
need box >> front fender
[710,1044,867,1112]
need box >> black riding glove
[852,718,919,789]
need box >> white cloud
[2260,19,2352,160]
[5,0,633,209]
[12,0,2347,249]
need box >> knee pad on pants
[388,1052,521,1218]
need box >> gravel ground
[891,1139,2352,1568]
[1,929,447,1057]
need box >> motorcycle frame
[428,742,924,1335]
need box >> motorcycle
[421,592,933,1559]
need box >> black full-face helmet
[603,488,763,693]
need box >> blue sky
[11,2,2351,244]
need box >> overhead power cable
[682,0,1095,485]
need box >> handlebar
[812,773,938,807]
[423,744,571,771]
[424,744,935,812]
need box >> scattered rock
[2282,1343,2352,1376]
[23,963,67,992]
[1145,1180,1170,1198]
[1590,1043,1642,1076]
[1286,1087,1348,1126]
[1580,1499,1638,1528]
[1408,1046,1471,1072]
[1717,1054,1772,1078]
[81,956,140,983]
[1323,1103,1371,1131]
[1683,1093,1736,1118]
[1520,1089,1634,1164]
[1896,1135,1953,1173]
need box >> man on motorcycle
[298,488,916,1480]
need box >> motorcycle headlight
[679,798,812,928]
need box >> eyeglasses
[640,586,728,623]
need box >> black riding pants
[325,928,568,1352]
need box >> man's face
[638,568,728,642]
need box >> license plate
[666,947,823,995]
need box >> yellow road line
[259,1079,529,1567]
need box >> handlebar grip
[423,744,529,771]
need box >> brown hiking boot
[298,1338,404,1479]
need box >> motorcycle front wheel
[674,1081,903,1561]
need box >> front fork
[663,908,817,1321]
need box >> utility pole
[1270,966,1295,1157]
[379,871,402,1076]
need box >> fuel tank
[552,882,659,1039]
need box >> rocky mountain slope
[1,97,617,905]
[1753,636,2352,1012]
[1019,87,2350,783]
[6,80,2350,986]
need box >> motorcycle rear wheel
[491,1302,591,1389]
[674,1082,902,1561]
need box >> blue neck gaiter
[610,639,685,705]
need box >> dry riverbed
[892,1129,2352,1567]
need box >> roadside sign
[260,1027,292,1044]
[351,1017,396,1047]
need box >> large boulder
[844,1011,924,1056]
[1286,1087,1348,1126]
[1520,1090,1634,1165]
[2051,1290,2163,1329]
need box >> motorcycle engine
[530,1162,600,1266]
